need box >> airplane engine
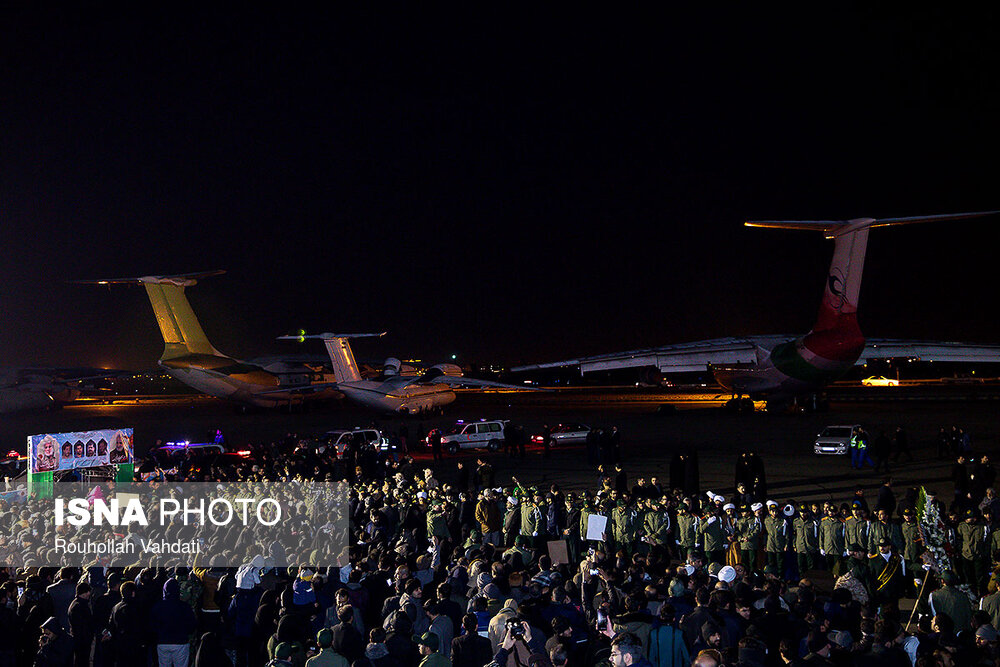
[431,363,463,377]
[0,389,55,413]
[382,357,402,376]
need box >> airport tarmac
[4,388,996,507]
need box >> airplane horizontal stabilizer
[746,211,999,239]
[277,332,387,341]
[73,270,226,287]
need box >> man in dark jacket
[680,588,716,649]
[0,584,21,667]
[109,582,147,667]
[451,614,492,667]
[35,616,73,667]
[68,582,94,667]
[331,605,364,663]
[149,578,198,667]
[46,567,77,631]
[384,612,419,667]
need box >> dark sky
[3,8,998,369]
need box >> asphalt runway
[4,388,995,508]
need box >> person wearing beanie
[68,581,94,667]
[305,628,350,667]
[149,578,198,667]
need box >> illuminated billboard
[28,428,134,474]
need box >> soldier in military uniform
[845,501,871,557]
[611,496,640,556]
[676,500,698,561]
[642,497,672,560]
[793,503,820,574]
[764,500,788,574]
[820,502,847,576]
[869,536,907,616]
[698,503,727,565]
[868,507,903,556]
[737,503,764,573]
[958,507,989,595]
[930,571,973,632]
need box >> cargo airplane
[79,272,341,409]
[513,211,1000,409]
[274,332,532,414]
[0,368,115,414]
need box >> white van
[439,420,507,454]
[324,428,388,458]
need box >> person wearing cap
[820,502,847,576]
[737,503,763,573]
[793,504,820,574]
[867,507,903,557]
[476,489,503,547]
[763,501,788,574]
[642,498,671,559]
[676,502,698,562]
[519,490,543,548]
[306,628,350,667]
[868,536,906,615]
[612,495,640,556]
[845,502,871,556]
[958,507,989,595]
[930,570,973,632]
[698,504,726,565]
[413,631,449,667]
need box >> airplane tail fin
[746,212,998,363]
[76,271,226,361]
[277,332,386,383]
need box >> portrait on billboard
[34,435,59,472]
[108,431,132,464]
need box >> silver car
[813,425,860,455]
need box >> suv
[439,420,507,454]
[324,428,388,458]
[814,425,860,455]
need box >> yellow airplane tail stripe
[143,282,220,360]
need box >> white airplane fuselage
[337,380,456,414]
[160,356,340,409]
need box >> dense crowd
[2,426,1000,667]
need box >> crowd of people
[3,426,1000,667]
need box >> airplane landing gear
[724,396,756,413]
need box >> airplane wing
[416,375,543,391]
[511,336,1000,375]
[860,339,1000,364]
[510,337,783,374]
[253,382,340,396]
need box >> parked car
[531,423,591,446]
[438,420,507,454]
[862,376,899,387]
[814,424,861,455]
[323,428,389,458]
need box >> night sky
[4,8,998,370]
